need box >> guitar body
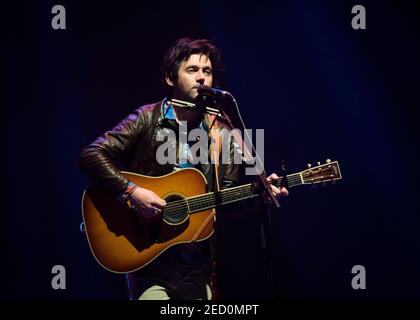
[82,168,214,273]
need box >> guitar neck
[164,160,341,214]
[185,172,303,214]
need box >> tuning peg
[326,159,331,163]
[307,163,312,168]
[317,161,321,166]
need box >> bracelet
[120,181,139,204]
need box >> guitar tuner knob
[307,163,312,168]
[317,161,321,166]
[326,159,331,163]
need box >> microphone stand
[215,94,278,300]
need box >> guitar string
[163,165,336,211]
[163,186,252,214]
[163,183,294,216]
[164,175,302,212]
[165,173,333,216]
[165,174,302,212]
[157,168,336,215]
[162,174,303,214]
[163,185,255,215]
[161,175,304,216]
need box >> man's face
[167,53,213,102]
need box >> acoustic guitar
[81,160,341,273]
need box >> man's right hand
[129,187,166,219]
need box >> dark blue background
[1,0,419,299]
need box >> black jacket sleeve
[78,108,146,194]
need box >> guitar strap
[190,113,222,242]
[204,113,222,192]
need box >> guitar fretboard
[188,184,256,213]
[274,172,302,189]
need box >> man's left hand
[267,173,289,198]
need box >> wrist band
[120,181,138,204]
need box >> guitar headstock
[301,159,342,185]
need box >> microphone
[197,85,229,97]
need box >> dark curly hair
[161,38,224,95]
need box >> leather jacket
[78,100,240,194]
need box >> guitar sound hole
[163,195,188,224]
